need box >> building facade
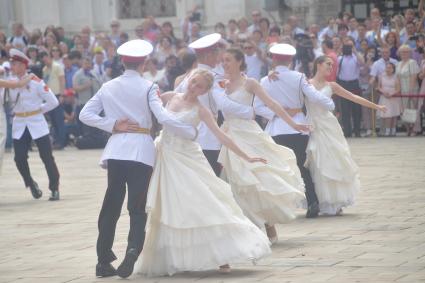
[0,0,418,36]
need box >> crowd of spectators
[1,3,425,150]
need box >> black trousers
[272,134,318,207]
[48,103,66,147]
[202,149,221,177]
[97,159,153,264]
[13,127,60,191]
[336,79,362,137]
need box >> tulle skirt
[218,119,306,227]
[306,111,360,215]
[136,132,271,277]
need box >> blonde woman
[137,69,271,277]
[396,45,420,136]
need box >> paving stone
[1,137,425,282]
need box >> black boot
[29,181,42,199]
[306,202,319,218]
[117,248,138,278]
[95,262,116,277]
[48,190,60,201]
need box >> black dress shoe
[117,248,138,278]
[96,262,117,277]
[29,181,42,199]
[48,190,60,201]
[306,202,320,218]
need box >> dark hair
[386,62,396,74]
[322,39,333,49]
[228,19,237,25]
[161,36,172,45]
[312,55,330,77]
[162,21,175,38]
[269,26,281,36]
[225,48,247,71]
[215,22,225,30]
[39,51,49,59]
[180,51,197,72]
[69,50,82,60]
[337,23,349,31]
[259,17,270,28]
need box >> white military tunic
[8,77,59,140]
[255,65,335,136]
[79,70,197,168]
[174,63,254,150]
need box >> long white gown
[136,106,271,277]
[218,87,306,228]
[305,84,360,215]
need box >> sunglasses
[244,46,254,50]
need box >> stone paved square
[1,137,425,283]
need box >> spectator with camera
[337,37,365,137]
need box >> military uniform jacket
[255,65,335,136]
[79,70,197,168]
[8,76,59,140]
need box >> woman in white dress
[218,48,308,243]
[136,69,271,277]
[0,74,34,174]
[307,55,386,216]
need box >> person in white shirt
[369,46,399,85]
[8,49,60,201]
[175,33,255,176]
[243,40,267,81]
[254,44,335,218]
[0,73,34,175]
[92,50,109,84]
[247,10,261,34]
[347,17,359,41]
[79,40,198,279]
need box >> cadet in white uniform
[79,40,198,279]
[254,44,335,218]
[175,33,255,175]
[0,69,34,175]
[8,49,60,201]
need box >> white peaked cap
[117,39,153,62]
[189,33,222,52]
[269,43,297,56]
[9,48,30,65]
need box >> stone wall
[0,0,343,36]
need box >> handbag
[401,108,417,124]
